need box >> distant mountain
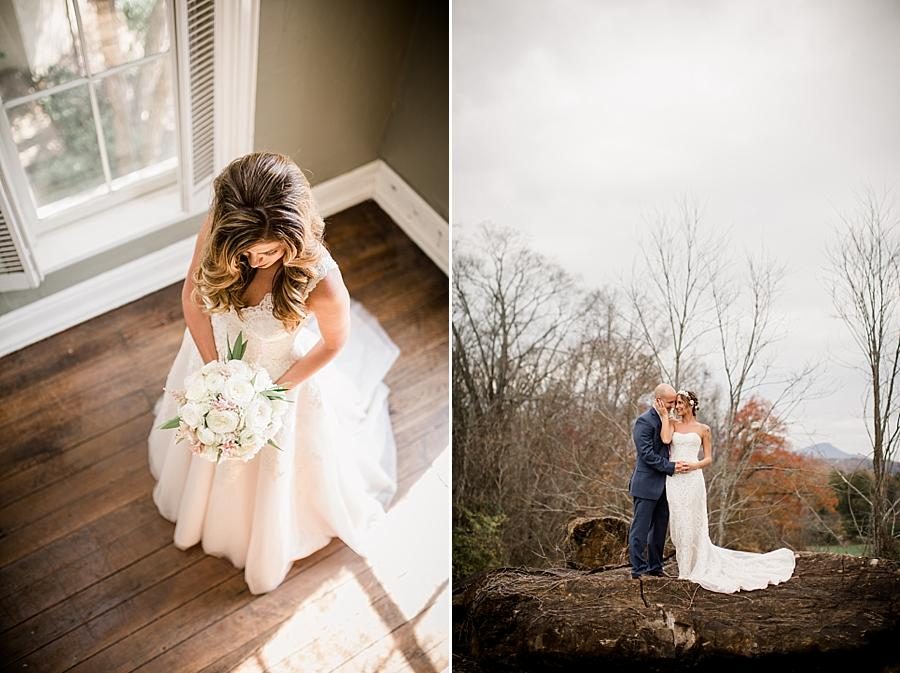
[797,442,859,461]
[795,443,900,475]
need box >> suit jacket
[628,407,676,500]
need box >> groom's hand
[674,461,688,473]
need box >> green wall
[379,1,449,219]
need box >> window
[0,0,255,292]
[0,0,178,232]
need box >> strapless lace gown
[666,431,796,593]
[147,250,400,594]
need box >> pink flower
[164,386,188,406]
[219,437,239,458]
[211,395,241,413]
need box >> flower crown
[677,390,696,407]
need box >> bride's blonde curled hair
[191,152,326,331]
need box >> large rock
[454,552,900,672]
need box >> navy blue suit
[628,407,676,576]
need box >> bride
[655,390,796,593]
[147,152,399,594]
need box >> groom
[628,383,687,578]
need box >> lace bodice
[210,248,338,379]
[670,431,702,462]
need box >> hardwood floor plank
[0,459,153,568]
[0,437,147,537]
[0,510,177,630]
[0,390,151,482]
[0,412,153,510]
[0,497,160,602]
[0,336,173,442]
[16,556,240,672]
[0,319,126,405]
[330,588,449,673]
[64,538,358,673]
[2,543,205,662]
[262,578,449,673]
[130,544,371,673]
[387,638,450,673]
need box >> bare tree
[628,199,724,390]
[453,224,661,567]
[452,224,589,529]
[827,191,900,558]
[706,256,818,544]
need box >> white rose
[225,358,252,381]
[238,427,263,450]
[180,403,204,428]
[206,409,239,434]
[197,426,216,445]
[184,375,207,401]
[203,370,226,393]
[204,361,227,375]
[224,378,256,405]
[252,368,273,391]
[244,396,273,431]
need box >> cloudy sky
[453,0,900,457]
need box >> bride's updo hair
[677,390,701,415]
[191,152,327,331]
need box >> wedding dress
[147,249,400,594]
[666,431,796,593]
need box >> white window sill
[34,182,211,275]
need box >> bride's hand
[654,398,669,419]
[273,375,296,392]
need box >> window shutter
[174,0,216,212]
[0,175,41,291]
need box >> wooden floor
[0,201,450,672]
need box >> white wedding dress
[147,249,400,594]
[666,431,796,593]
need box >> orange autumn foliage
[726,397,837,547]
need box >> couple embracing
[627,384,796,593]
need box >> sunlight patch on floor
[236,446,450,672]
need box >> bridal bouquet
[158,331,292,463]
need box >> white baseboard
[373,162,449,273]
[314,160,379,217]
[316,159,449,273]
[0,160,447,358]
[0,237,196,358]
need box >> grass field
[810,544,868,556]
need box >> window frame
[0,0,259,290]
[0,0,184,237]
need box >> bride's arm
[691,425,714,470]
[182,213,219,365]
[274,268,350,391]
[656,399,674,443]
